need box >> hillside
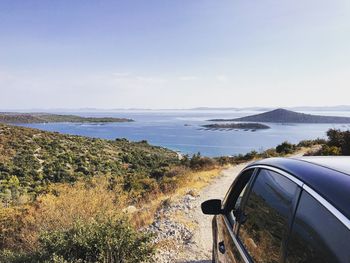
[0,112,133,124]
[0,123,179,202]
[0,123,223,262]
[209,108,350,123]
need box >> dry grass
[0,165,224,252]
[0,177,124,252]
[132,167,223,228]
[175,168,223,195]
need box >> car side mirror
[201,199,222,215]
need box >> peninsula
[209,108,350,123]
[0,112,134,124]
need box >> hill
[0,112,133,124]
[0,123,179,202]
[209,108,350,123]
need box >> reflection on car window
[286,191,350,263]
[234,185,247,211]
[226,169,254,225]
[238,169,298,263]
[229,184,249,224]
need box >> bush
[234,150,259,162]
[329,129,350,155]
[1,218,155,263]
[164,166,189,178]
[260,148,278,158]
[159,176,179,194]
[316,145,341,156]
[36,217,155,263]
[189,153,216,170]
[276,141,296,155]
[213,156,235,165]
[297,140,315,147]
[244,150,259,160]
[308,129,350,156]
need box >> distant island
[208,108,350,123]
[202,122,270,130]
[0,112,134,124]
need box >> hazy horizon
[1,0,350,109]
[3,105,350,112]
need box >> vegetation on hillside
[306,129,350,156]
[0,113,133,124]
[0,124,181,206]
[0,124,218,262]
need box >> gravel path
[176,163,249,263]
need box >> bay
[19,110,350,157]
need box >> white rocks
[143,192,199,262]
[122,205,137,214]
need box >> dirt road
[176,163,248,263]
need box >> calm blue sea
[19,110,350,157]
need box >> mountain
[0,112,133,124]
[209,108,350,123]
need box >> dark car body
[201,157,350,263]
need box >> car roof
[248,157,350,219]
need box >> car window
[234,184,248,211]
[238,169,298,263]
[225,169,255,225]
[286,191,350,263]
[227,184,249,226]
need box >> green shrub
[260,148,278,158]
[308,129,350,156]
[275,141,296,154]
[36,217,155,263]
[297,140,315,147]
[316,145,341,156]
[327,129,350,155]
[189,153,216,170]
[244,150,259,160]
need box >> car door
[234,168,301,263]
[215,168,256,263]
[285,189,350,263]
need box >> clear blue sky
[0,0,349,109]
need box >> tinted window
[286,191,350,263]
[225,168,255,224]
[238,169,298,263]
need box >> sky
[0,0,350,109]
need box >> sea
[18,110,350,157]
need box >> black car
[201,157,350,263]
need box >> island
[208,108,350,123]
[201,122,270,130]
[0,112,134,124]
